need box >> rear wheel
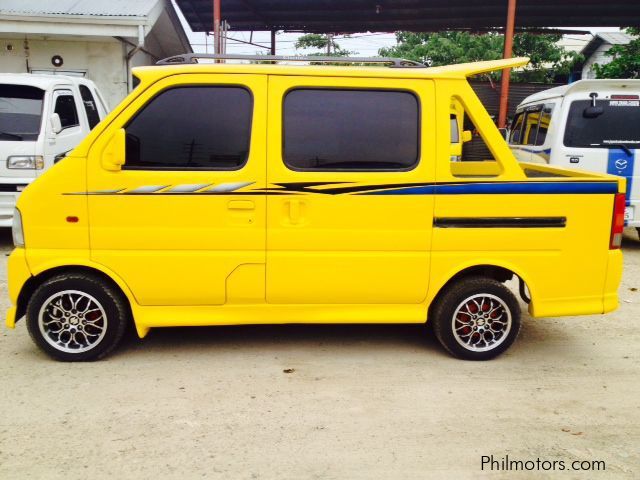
[431,276,521,360]
[26,272,128,361]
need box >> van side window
[79,85,101,129]
[509,112,524,144]
[283,89,419,171]
[535,105,554,146]
[124,86,252,170]
[523,110,540,145]
[53,91,79,129]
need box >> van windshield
[0,85,45,141]
[564,99,640,148]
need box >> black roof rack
[156,53,426,68]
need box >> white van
[0,74,109,226]
[509,79,640,233]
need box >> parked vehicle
[508,79,640,235]
[0,74,109,226]
[6,55,624,361]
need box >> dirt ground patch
[1,228,639,479]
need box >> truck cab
[0,74,109,226]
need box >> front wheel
[26,272,128,361]
[431,276,521,360]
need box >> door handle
[287,199,301,224]
[228,200,255,210]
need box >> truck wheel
[26,272,128,361]
[431,276,521,360]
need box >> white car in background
[0,74,109,226]
[508,79,640,234]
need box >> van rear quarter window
[564,99,640,148]
[0,85,44,141]
[283,89,419,171]
[124,86,252,170]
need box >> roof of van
[0,73,96,90]
[132,57,530,83]
[518,79,640,107]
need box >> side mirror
[50,113,62,134]
[101,128,126,171]
[583,106,604,118]
[462,130,473,143]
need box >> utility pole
[498,0,517,128]
[213,0,221,54]
[326,33,332,55]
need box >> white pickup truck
[0,74,109,226]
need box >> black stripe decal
[434,217,567,228]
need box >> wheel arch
[16,262,138,332]
[427,262,534,322]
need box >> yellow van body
[6,56,624,360]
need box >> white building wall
[0,36,127,109]
[582,43,615,80]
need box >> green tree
[594,28,640,79]
[295,33,354,57]
[379,31,581,82]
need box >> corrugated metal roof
[596,32,634,46]
[176,0,640,33]
[0,0,160,18]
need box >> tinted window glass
[0,84,44,141]
[54,92,79,129]
[125,86,252,170]
[564,99,640,148]
[509,112,524,144]
[284,89,419,171]
[79,85,100,129]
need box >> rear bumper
[528,249,623,318]
[5,248,32,328]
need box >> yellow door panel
[85,74,267,306]
[266,76,436,305]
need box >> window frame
[52,89,80,131]
[121,84,254,172]
[509,110,525,145]
[521,105,543,146]
[534,104,554,146]
[281,87,421,173]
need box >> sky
[170,1,620,57]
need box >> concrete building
[580,31,633,79]
[0,0,192,109]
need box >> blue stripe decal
[364,181,618,196]
[606,148,635,206]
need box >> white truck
[508,79,640,234]
[0,74,109,226]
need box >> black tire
[430,276,521,360]
[25,272,129,361]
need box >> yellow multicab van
[6,54,625,361]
